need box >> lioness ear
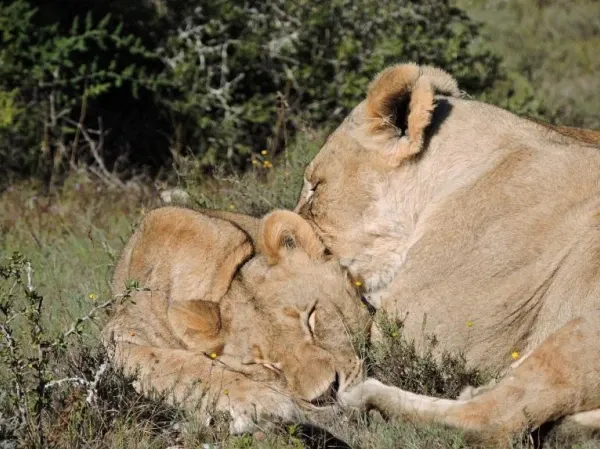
[359,63,459,166]
[168,300,223,352]
[258,210,325,265]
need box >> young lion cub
[103,207,370,433]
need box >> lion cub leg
[342,313,600,438]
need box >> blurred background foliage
[457,0,600,129]
[0,0,598,190]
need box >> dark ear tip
[259,209,326,262]
[281,233,297,250]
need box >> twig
[62,116,125,188]
[86,360,108,405]
[57,298,118,343]
[45,377,88,389]
[70,91,88,168]
[25,262,33,293]
[6,279,19,301]
[271,3,302,26]
[219,41,229,88]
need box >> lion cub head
[235,210,371,403]
[110,207,371,405]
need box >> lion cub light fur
[104,207,370,433]
[295,62,600,439]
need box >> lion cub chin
[104,207,371,433]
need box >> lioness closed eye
[295,62,600,440]
[103,207,371,433]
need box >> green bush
[0,0,164,189]
[457,0,600,128]
[3,0,598,189]
[0,253,138,447]
[160,0,501,170]
[1,0,502,187]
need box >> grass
[2,131,598,448]
[456,0,600,129]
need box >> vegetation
[456,0,600,129]
[1,0,599,447]
[1,0,503,190]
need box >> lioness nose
[295,197,311,218]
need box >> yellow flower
[391,331,399,338]
[89,293,96,301]
[228,204,235,210]
[511,351,520,360]
[261,150,268,156]
[210,352,218,359]
[354,280,362,287]
[263,160,273,169]
[252,159,258,165]
[223,389,229,396]
[466,320,473,327]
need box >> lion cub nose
[310,372,340,406]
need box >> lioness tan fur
[104,207,370,433]
[295,62,600,440]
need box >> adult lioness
[295,63,600,438]
[104,207,370,433]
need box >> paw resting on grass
[338,378,384,410]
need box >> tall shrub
[160,0,501,169]
[0,0,163,188]
[1,0,502,184]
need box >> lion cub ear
[258,210,326,265]
[168,300,223,352]
[358,62,460,166]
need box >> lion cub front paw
[339,378,384,410]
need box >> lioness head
[111,207,371,406]
[295,61,600,306]
[295,63,461,298]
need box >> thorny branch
[0,255,136,445]
[0,323,30,430]
[58,298,120,343]
[45,360,108,405]
[62,116,125,188]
